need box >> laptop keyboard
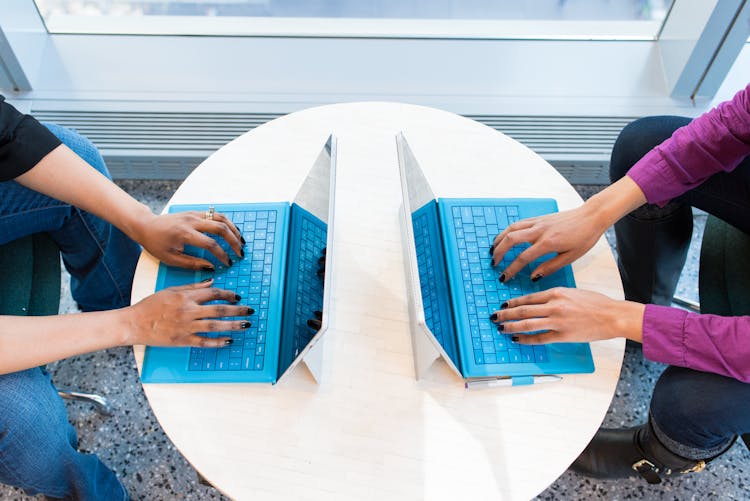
[449,204,549,365]
[189,208,281,372]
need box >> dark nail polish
[314,310,323,320]
[511,335,519,342]
[202,266,215,272]
[532,274,543,282]
[317,268,325,277]
[491,259,497,267]
[228,258,234,266]
[501,301,509,309]
[240,249,245,259]
[489,245,494,256]
[247,307,255,315]
[224,339,234,345]
[499,273,506,283]
[241,236,246,245]
[498,323,505,331]
[240,321,251,329]
[307,319,322,329]
[200,278,213,283]
[318,256,326,265]
[490,313,498,322]
[234,294,241,302]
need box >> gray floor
[2,182,748,500]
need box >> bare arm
[491,175,646,281]
[0,280,253,375]
[16,144,244,268]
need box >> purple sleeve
[642,305,750,383]
[627,83,750,206]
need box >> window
[34,0,674,40]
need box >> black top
[0,95,62,182]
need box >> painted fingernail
[499,273,506,283]
[228,258,234,266]
[489,245,495,256]
[240,321,251,329]
[314,310,323,320]
[490,313,498,322]
[307,319,322,329]
[241,236,246,245]
[202,266,215,272]
[224,339,234,345]
[234,294,241,302]
[318,256,326,265]
[498,324,505,331]
[511,335,519,342]
[501,301,509,309]
[317,268,325,277]
[247,307,255,315]
[240,249,245,259]
[532,274,543,282]
[200,278,213,283]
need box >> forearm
[0,310,131,375]
[582,175,647,229]
[15,144,154,241]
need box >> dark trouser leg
[650,366,748,459]
[610,116,750,305]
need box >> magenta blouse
[627,83,750,382]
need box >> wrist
[119,202,157,244]
[113,306,139,346]
[585,176,648,230]
[612,300,645,343]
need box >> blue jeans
[0,124,136,499]
[610,116,750,459]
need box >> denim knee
[0,369,78,496]
[42,123,112,181]
[609,116,691,183]
[650,366,743,454]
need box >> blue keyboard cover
[278,204,327,375]
[141,203,290,383]
[438,198,592,378]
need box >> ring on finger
[204,205,215,220]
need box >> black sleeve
[0,95,62,182]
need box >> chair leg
[58,390,111,416]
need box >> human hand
[134,209,245,269]
[489,287,644,344]
[489,203,608,282]
[124,279,254,347]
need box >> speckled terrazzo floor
[1,182,747,501]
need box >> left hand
[489,287,645,344]
[133,211,244,269]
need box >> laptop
[141,135,337,384]
[396,132,594,388]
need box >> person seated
[0,95,252,500]
[488,83,750,483]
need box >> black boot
[571,420,724,484]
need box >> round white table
[132,102,625,501]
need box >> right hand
[124,279,253,348]
[490,203,608,282]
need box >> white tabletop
[132,102,625,501]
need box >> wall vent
[32,110,637,184]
